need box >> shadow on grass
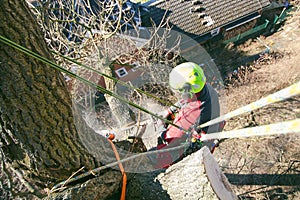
[225,173,300,186]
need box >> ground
[211,3,300,200]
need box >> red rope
[107,139,127,200]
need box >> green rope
[52,51,179,109]
[0,35,186,131]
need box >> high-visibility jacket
[165,83,221,142]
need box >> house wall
[112,63,143,83]
[223,19,257,40]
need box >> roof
[147,0,271,38]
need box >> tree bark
[0,0,121,199]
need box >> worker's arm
[157,100,183,119]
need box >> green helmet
[169,62,206,94]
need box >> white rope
[201,118,300,141]
[199,81,300,129]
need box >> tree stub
[156,146,238,200]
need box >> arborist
[155,62,225,168]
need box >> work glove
[157,109,175,128]
[157,109,172,119]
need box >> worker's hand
[157,109,171,119]
[157,109,173,128]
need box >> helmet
[169,62,206,94]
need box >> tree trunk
[103,66,136,128]
[0,0,121,199]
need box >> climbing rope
[0,35,186,132]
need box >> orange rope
[108,139,127,200]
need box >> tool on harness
[190,132,203,149]
[183,131,204,155]
[185,130,222,155]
